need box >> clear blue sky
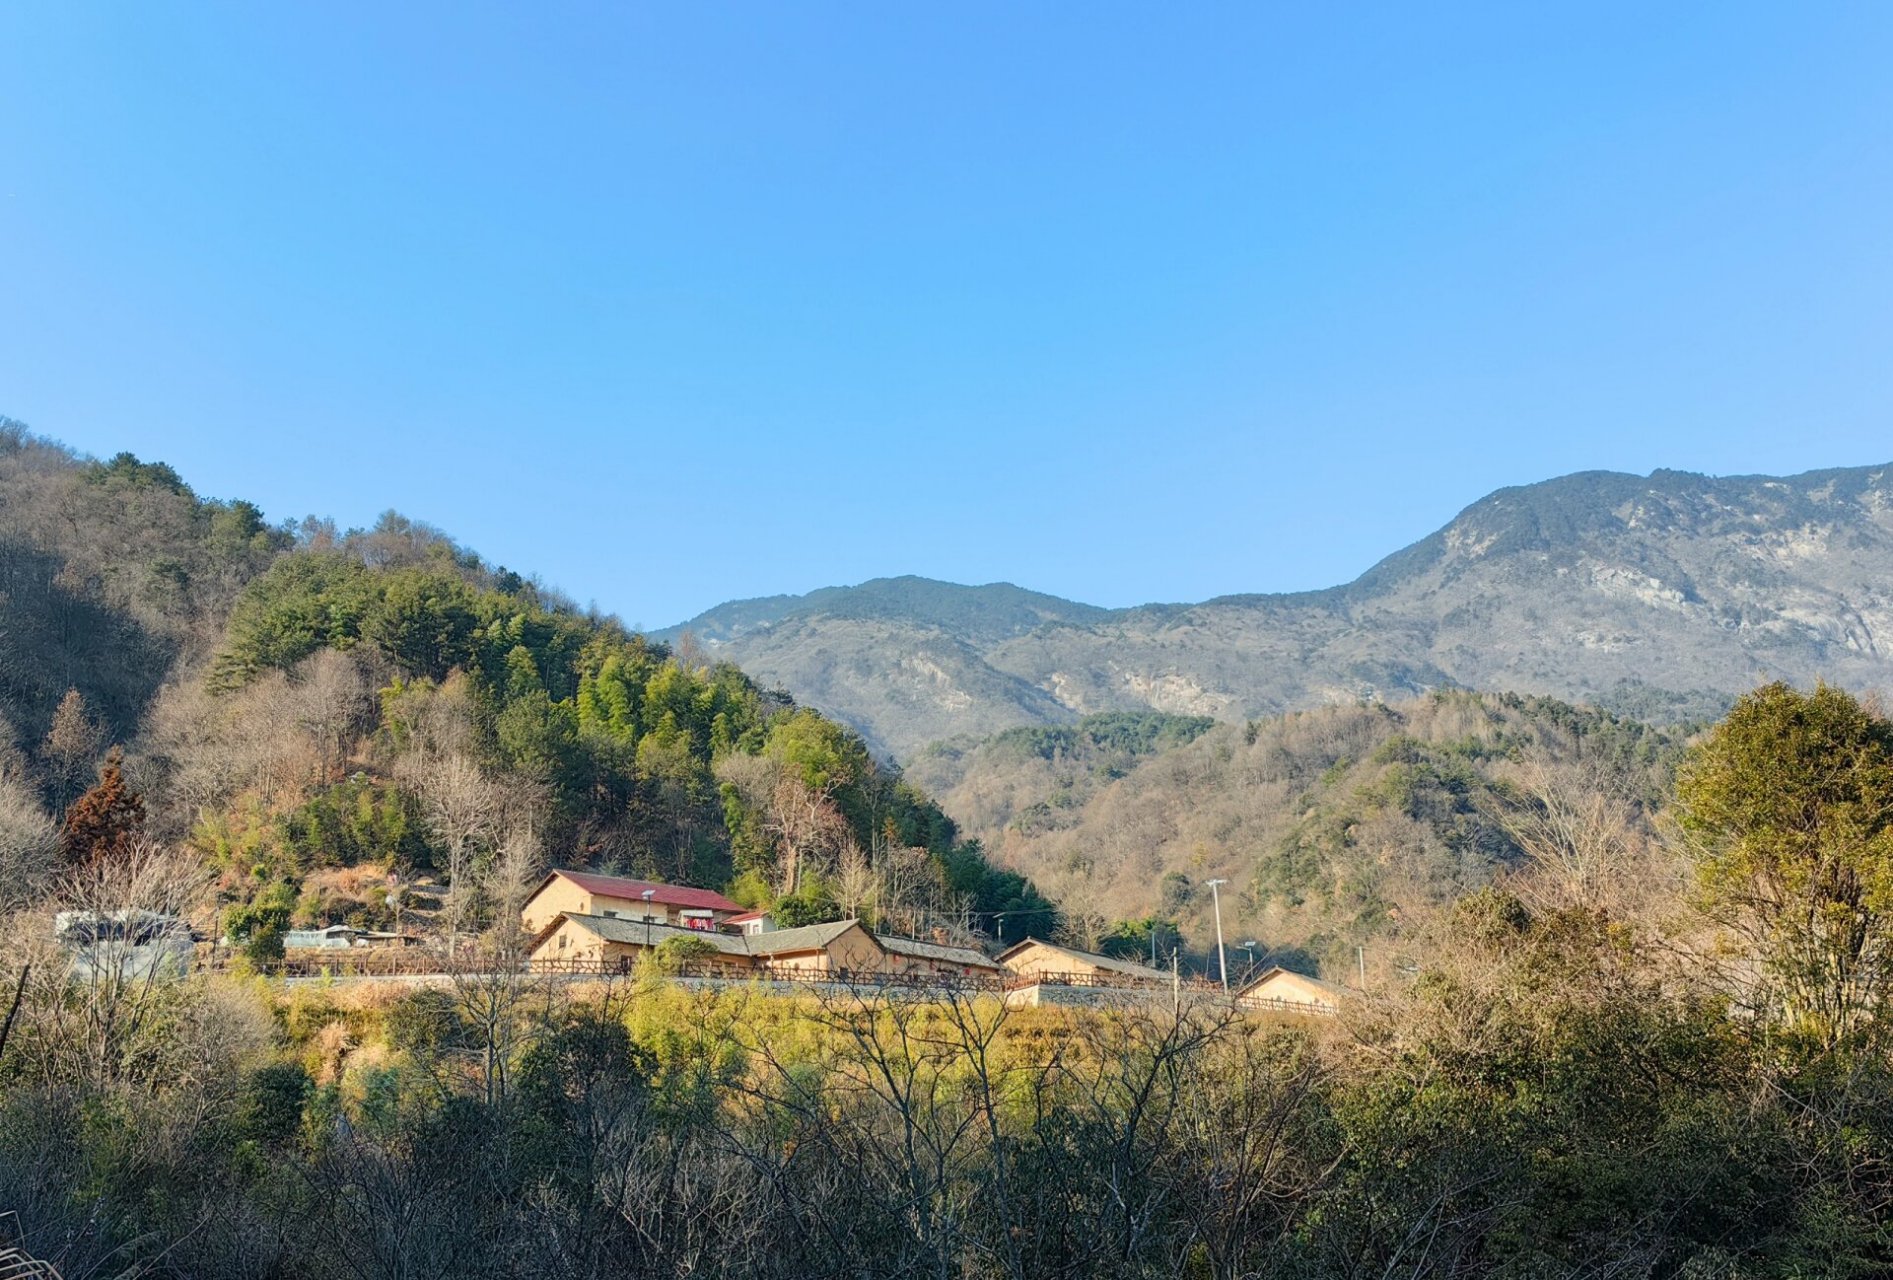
[4,4,1891,628]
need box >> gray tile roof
[559,914,871,959]
[879,934,998,969]
[744,919,869,956]
[562,915,752,954]
[557,913,1008,973]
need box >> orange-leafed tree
[61,746,146,864]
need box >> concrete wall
[1004,982,1169,1009]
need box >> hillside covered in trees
[910,697,1693,976]
[0,419,1048,948]
[12,415,1893,1277]
[9,682,1893,1277]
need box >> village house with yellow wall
[520,869,748,936]
[531,913,886,977]
[995,937,1170,985]
[522,869,1331,1000]
[524,869,1004,982]
[1235,965,1346,1014]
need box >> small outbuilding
[725,910,774,935]
[748,920,886,977]
[56,909,194,979]
[285,924,365,950]
[996,938,1170,987]
[1236,966,1345,1015]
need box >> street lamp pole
[1206,878,1229,993]
[641,889,656,949]
[1241,940,1258,983]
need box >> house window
[603,910,620,918]
[558,934,569,950]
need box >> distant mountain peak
[658,575,1108,648]
[661,462,1893,760]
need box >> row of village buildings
[54,867,1345,1013]
[515,869,1345,1012]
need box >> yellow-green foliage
[1679,681,1893,1055]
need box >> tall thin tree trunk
[0,964,28,1067]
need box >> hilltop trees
[181,521,1046,941]
[0,428,288,757]
[0,431,1045,949]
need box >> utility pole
[1171,946,1180,1017]
[1205,878,1229,993]
[642,889,656,950]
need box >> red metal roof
[540,869,745,914]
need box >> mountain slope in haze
[665,464,1893,760]
[658,578,1110,758]
[667,576,1109,646]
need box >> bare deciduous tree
[134,649,379,835]
[290,647,381,784]
[40,687,103,812]
[0,776,58,913]
[401,752,505,940]
[15,838,210,1090]
[1492,755,1669,915]
[449,937,553,1109]
[483,820,546,939]
[765,770,851,896]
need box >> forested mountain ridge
[668,463,1893,760]
[909,695,1692,978]
[0,421,287,750]
[16,421,1893,1278]
[0,420,1046,945]
[661,575,1109,646]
